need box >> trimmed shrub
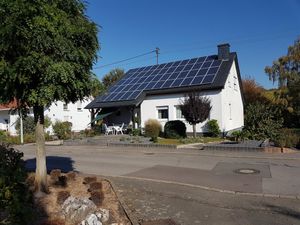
[144,119,162,142]
[231,130,242,142]
[15,116,51,134]
[90,190,103,206]
[0,143,33,224]
[206,120,221,137]
[164,120,187,138]
[56,190,70,205]
[52,121,72,140]
[88,182,102,192]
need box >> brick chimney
[218,43,230,60]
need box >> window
[175,106,184,119]
[77,101,82,111]
[233,77,237,91]
[157,106,169,119]
[63,103,68,111]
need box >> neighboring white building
[86,43,244,134]
[0,99,92,135]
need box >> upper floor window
[157,106,169,119]
[233,77,238,91]
[63,103,68,111]
[77,101,82,111]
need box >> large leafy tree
[0,0,99,193]
[242,77,270,106]
[180,93,211,137]
[265,38,300,127]
[102,68,125,89]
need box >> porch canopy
[89,110,115,124]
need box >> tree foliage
[242,77,269,106]
[265,38,300,127]
[180,93,211,137]
[90,74,105,98]
[0,0,99,193]
[102,68,124,88]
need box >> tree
[180,93,211,137]
[0,0,99,193]
[242,77,269,106]
[102,68,125,88]
[90,74,105,98]
[265,38,300,127]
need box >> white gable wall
[220,61,244,132]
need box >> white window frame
[63,103,68,111]
[233,77,238,91]
[175,105,184,119]
[157,106,169,120]
[77,101,82,112]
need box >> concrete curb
[112,175,299,200]
[104,178,140,225]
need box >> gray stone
[96,208,109,222]
[62,196,97,224]
[86,214,102,225]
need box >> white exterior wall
[140,90,222,133]
[0,99,92,135]
[220,61,244,132]
[45,99,92,133]
[140,60,244,133]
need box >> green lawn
[157,136,224,145]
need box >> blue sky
[86,0,300,89]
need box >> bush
[243,103,283,141]
[231,130,242,142]
[274,128,300,149]
[206,120,221,137]
[90,190,103,206]
[15,116,51,134]
[164,120,186,138]
[56,190,70,205]
[88,182,102,192]
[144,119,161,142]
[52,121,72,140]
[131,128,141,136]
[0,143,33,224]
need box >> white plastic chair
[115,123,124,135]
[104,124,114,135]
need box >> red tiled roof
[0,100,18,110]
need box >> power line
[94,50,156,69]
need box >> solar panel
[97,55,223,103]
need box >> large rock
[62,196,97,224]
[96,208,109,223]
[85,213,102,225]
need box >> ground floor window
[157,106,169,119]
[175,105,184,119]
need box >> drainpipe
[20,113,24,145]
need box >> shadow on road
[25,156,75,173]
[264,204,300,220]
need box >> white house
[0,99,92,135]
[86,43,244,134]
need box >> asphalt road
[18,144,300,225]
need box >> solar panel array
[97,55,223,102]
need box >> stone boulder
[62,196,97,224]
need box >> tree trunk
[192,124,196,138]
[33,105,48,194]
